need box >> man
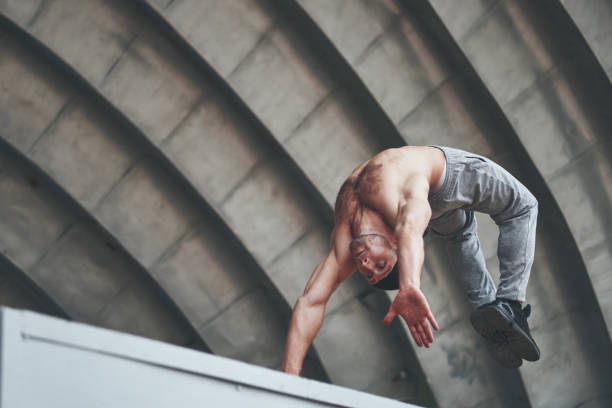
[282,145,540,372]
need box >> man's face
[350,235,398,285]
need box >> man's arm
[395,183,431,289]
[381,177,439,347]
[282,224,354,375]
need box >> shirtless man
[282,145,540,372]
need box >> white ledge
[0,308,418,408]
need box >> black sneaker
[470,299,540,365]
[471,301,523,369]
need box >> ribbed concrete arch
[140,0,434,403]
[145,0,405,202]
[0,15,302,372]
[0,137,197,347]
[1,0,610,407]
[423,0,612,406]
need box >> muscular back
[334,146,445,235]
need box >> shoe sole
[483,337,522,369]
[470,307,540,362]
[470,308,522,369]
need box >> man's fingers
[420,333,429,348]
[422,319,434,343]
[416,323,429,348]
[382,309,396,326]
[428,312,439,331]
[409,325,422,347]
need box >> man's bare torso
[335,146,446,237]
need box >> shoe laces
[514,304,533,334]
[522,304,531,318]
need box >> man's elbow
[397,203,431,233]
[396,220,427,240]
[294,290,328,319]
[296,292,323,310]
[294,294,309,310]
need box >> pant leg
[430,209,497,308]
[428,145,538,306]
[491,190,538,303]
[457,152,539,303]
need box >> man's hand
[382,284,439,347]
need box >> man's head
[349,234,398,285]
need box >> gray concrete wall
[1,0,611,406]
[0,9,308,374]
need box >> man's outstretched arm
[395,186,431,290]
[282,225,354,375]
[282,253,337,375]
[382,178,439,347]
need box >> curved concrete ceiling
[0,12,312,373]
[1,0,611,406]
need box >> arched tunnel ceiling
[1,0,611,407]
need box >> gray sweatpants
[427,146,538,307]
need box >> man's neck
[353,206,397,248]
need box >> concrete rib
[0,1,328,380]
[558,0,612,83]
